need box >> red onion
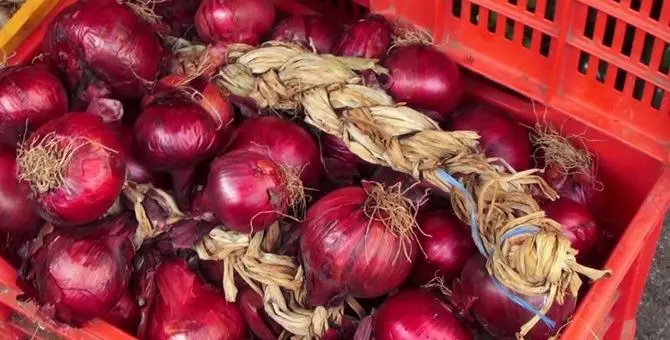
[205,150,300,233]
[0,148,41,233]
[21,214,136,325]
[375,289,472,340]
[146,259,247,340]
[44,0,166,102]
[334,15,392,59]
[301,183,418,306]
[322,134,371,186]
[543,198,600,260]
[229,116,321,186]
[237,287,282,340]
[103,290,141,334]
[17,113,126,226]
[0,65,68,146]
[540,153,601,205]
[152,0,202,37]
[449,102,531,171]
[452,255,576,339]
[370,167,430,210]
[383,45,463,121]
[120,125,158,184]
[271,15,340,53]
[411,210,476,285]
[134,81,233,201]
[195,0,276,45]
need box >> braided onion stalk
[212,42,611,338]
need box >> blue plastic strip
[434,168,555,329]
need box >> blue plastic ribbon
[435,168,555,329]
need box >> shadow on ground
[637,215,669,339]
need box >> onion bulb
[383,45,463,122]
[271,15,340,53]
[334,15,392,59]
[301,183,418,306]
[195,0,276,45]
[449,102,531,171]
[375,289,472,340]
[543,198,600,260]
[0,148,41,233]
[0,65,68,146]
[452,255,576,339]
[145,259,247,339]
[17,113,126,226]
[21,214,136,325]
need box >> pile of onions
[375,289,472,340]
[448,102,532,171]
[237,287,281,340]
[411,210,476,284]
[102,290,141,334]
[334,15,392,59]
[0,65,68,145]
[0,148,41,233]
[145,259,247,339]
[204,150,301,233]
[383,45,463,122]
[271,15,340,53]
[195,0,276,45]
[44,0,166,104]
[543,198,600,260]
[133,76,233,200]
[453,255,576,339]
[17,113,126,226]
[229,116,321,186]
[301,183,418,306]
[21,214,136,324]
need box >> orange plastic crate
[1,0,669,339]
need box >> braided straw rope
[214,42,611,338]
[194,225,343,338]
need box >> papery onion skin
[152,0,202,37]
[146,259,246,340]
[205,150,290,233]
[229,116,321,186]
[449,102,531,171]
[271,15,340,53]
[18,113,126,226]
[542,162,600,205]
[301,186,417,306]
[22,214,136,325]
[0,66,68,146]
[453,255,576,340]
[44,0,166,101]
[411,210,476,285]
[375,289,472,340]
[383,45,463,121]
[542,198,600,260]
[102,290,141,334]
[195,0,276,45]
[333,15,392,59]
[0,148,41,233]
[237,287,282,340]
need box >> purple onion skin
[0,65,68,146]
[449,102,532,171]
[44,0,166,101]
[146,259,247,340]
[334,15,392,59]
[543,198,600,260]
[375,289,472,340]
[301,186,417,306]
[383,45,463,122]
[271,15,341,53]
[195,0,276,45]
[453,255,576,340]
[22,214,136,325]
[411,210,476,285]
[0,148,41,233]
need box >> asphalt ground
[636,215,669,339]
